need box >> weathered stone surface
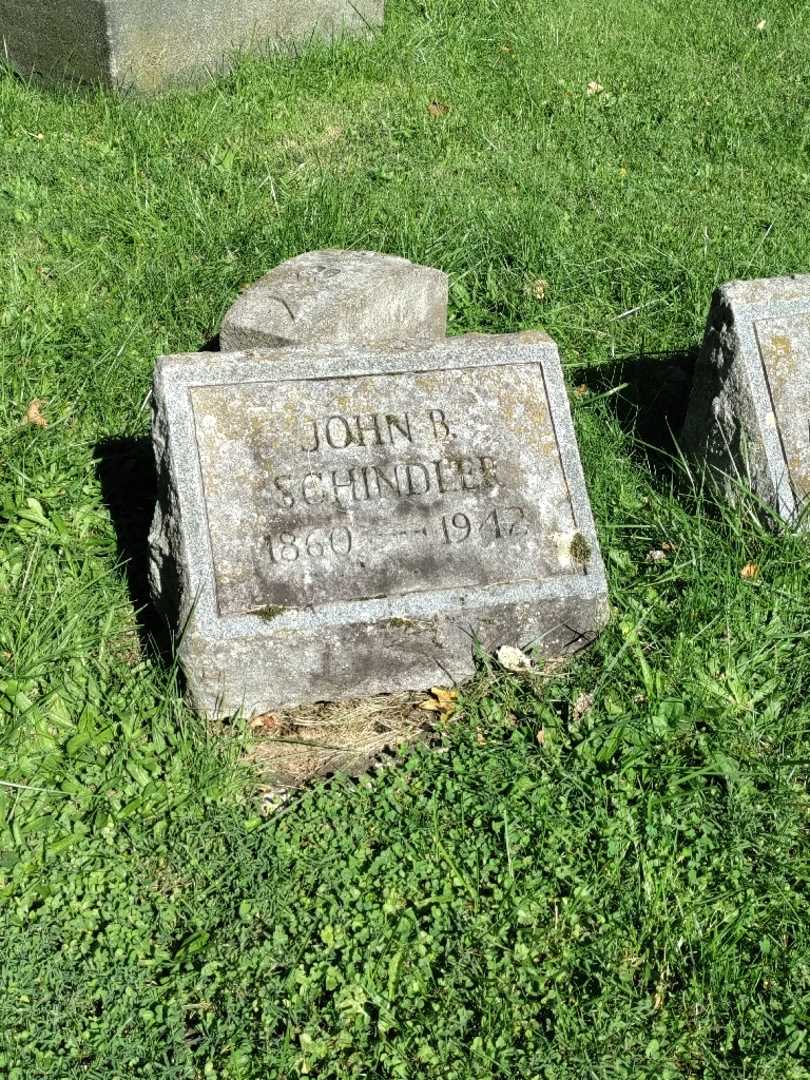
[682,275,810,524]
[1,0,383,92]
[219,250,448,351]
[1,1,111,86]
[149,335,608,717]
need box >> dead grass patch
[246,690,437,796]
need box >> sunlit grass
[1,0,809,1075]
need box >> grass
[1,0,809,1075]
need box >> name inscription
[190,365,578,615]
[269,407,497,512]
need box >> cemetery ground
[1,0,809,1075]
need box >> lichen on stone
[255,604,287,621]
[569,531,591,566]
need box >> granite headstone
[1,0,382,92]
[149,335,608,716]
[682,275,810,525]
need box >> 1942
[441,505,528,544]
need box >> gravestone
[149,335,608,717]
[0,0,382,92]
[682,276,810,525]
[220,250,448,351]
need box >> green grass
[1,0,810,1075]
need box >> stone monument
[148,334,609,716]
[682,275,810,525]
[1,0,383,92]
[220,250,448,351]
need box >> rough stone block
[1,0,383,92]
[682,275,810,524]
[149,335,608,717]
[219,250,448,351]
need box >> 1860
[266,525,352,563]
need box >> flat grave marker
[682,275,810,525]
[149,336,608,716]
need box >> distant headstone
[0,0,383,92]
[220,250,448,351]
[149,335,608,716]
[682,276,810,524]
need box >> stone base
[1,0,383,92]
[178,588,606,718]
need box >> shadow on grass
[578,345,700,503]
[93,434,172,660]
[580,345,699,455]
[93,334,221,660]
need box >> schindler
[270,455,499,511]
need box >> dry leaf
[250,712,282,732]
[741,562,760,580]
[24,400,47,428]
[418,700,442,712]
[476,729,487,746]
[646,549,667,563]
[428,101,450,118]
[756,19,766,31]
[574,384,589,397]
[496,645,532,673]
[418,686,458,715]
[587,81,604,96]
[432,685,458,706]
[572,692,594,722]
[526,277,549,301]
[536,726,546,746]
[260,785,291,815]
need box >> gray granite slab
[219,250,448,352]
[1,0,382,92]
[148,335,608,717]
[682,275,810,525]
